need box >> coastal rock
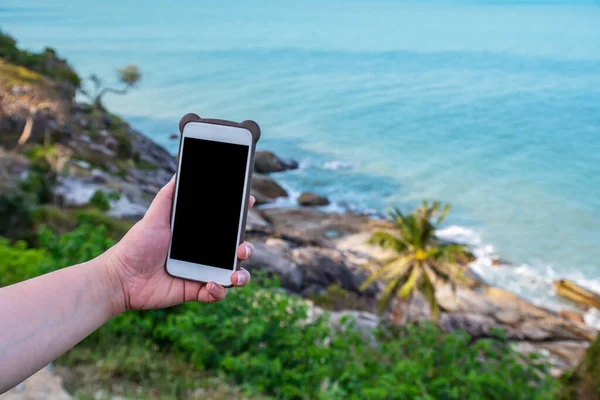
[559,310,585,324]
[251,174,288,199]
[261,208,374,240]
[298,192,330,207]
[254,150,298,173]
[435,285,597,342]
[553,279,600,310]
[242,242,303,292]
[290,246,377,298]
[511,340,589,377]
[246,209,269,231]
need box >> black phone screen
[170,137,249,269]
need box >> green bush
[89,190,121,212]
[0,29,80,86]
[0,225,557,399]
[0,238,46,287]
[93,278,556,399]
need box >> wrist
[97,248,129,317]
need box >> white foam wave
[436,225,600,330]
[323,160,356,171]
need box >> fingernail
[208,282,215,291]
[237,273,246,286]
[245,243,254,259]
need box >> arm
[0,256,122,392]
[0,177,254,392]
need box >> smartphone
[165,115,260,286]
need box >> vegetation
[89,190,121,212]
[558,333,600,400]
[0,224,557,399]
[362,201,475,322]
[81,64,142,109]
[0,29,80,86]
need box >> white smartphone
[165,116,259,286]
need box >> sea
[2,0,600,324]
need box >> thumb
[142,175,176,229]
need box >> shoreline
[246,158,600,330]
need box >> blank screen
[170,137,249,269]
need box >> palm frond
[436,203,451,226]
[376,277,406,314]
[399,263,422,299]
[436,243,471,263]
[360,256,412,291]
[368,231,403,252]
[421,269,440,320]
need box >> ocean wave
[323,160,356,171]
[436,225,600,330]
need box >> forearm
[0,255,125,393]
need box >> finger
[201,281,227,303]
[236,242,254,260]
[143,175,176,229]
[249,195,256,208]
[231,269,251,287]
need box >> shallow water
[2,0,600,312]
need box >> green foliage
[38,224,115,269]
[0,194,35,243]
[0,223,556,398]
[0,29,80,86]
[0,238,46,287]
[89,190,121,212]
[363,200,475,320]
[117,64,141,86]
[83,277,555,399]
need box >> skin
[0,176,255,393]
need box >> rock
[242,242,303,292]
[291,246,376,299]
[250,189,271,205]
[491,257,512,267]
[0,366,71,400]
[554,279,600,310]
[261,208,373,241]
[329,310,380,339]
[439,313,501,338]
[251,174,288,199]
[511,340,590,377]
[298,192,330,206]
[0,149,29,193]
[169,133,179,140]
[246,209,269,231]
[560,310,586,324]
[254,150,298,173]
[265,238,292,252]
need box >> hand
[103,176,254,314]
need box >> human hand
[102,176,254,314]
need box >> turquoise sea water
[2,0,600,313]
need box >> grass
[0,61,46,86]
[56,343,271,400]
[32,205,133,239]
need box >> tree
[361,200,475,324]
[15,92,59,150]
[81,64,141,109]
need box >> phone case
[167,113,261,287]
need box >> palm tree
[361,200,474,323]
